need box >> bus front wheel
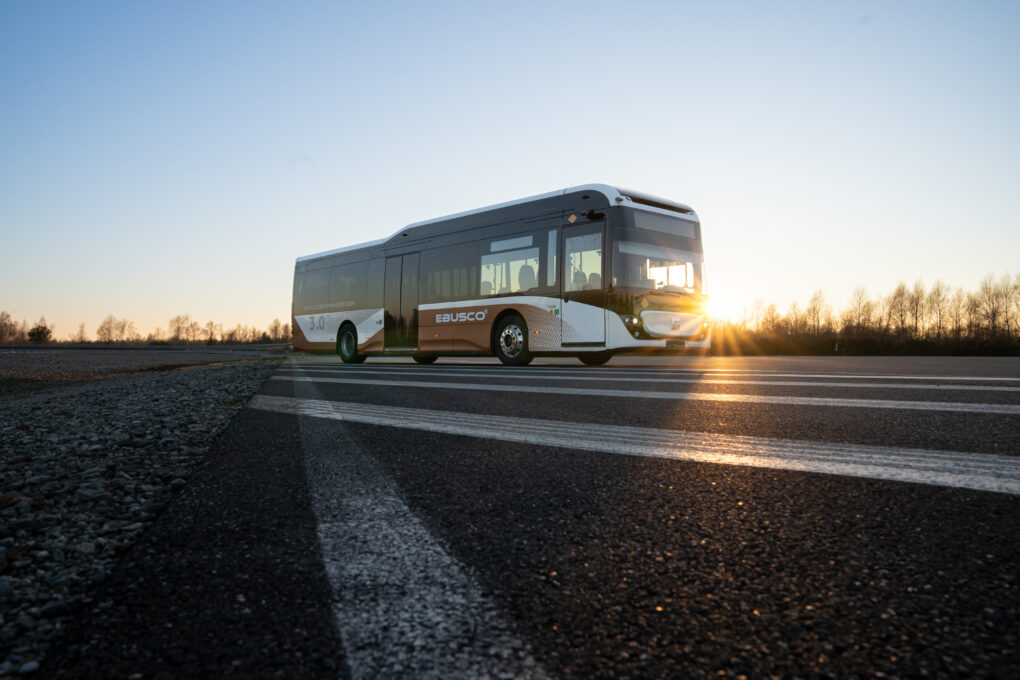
[578,351,612,366]
[338,326,367,364]
[495,314,532,366]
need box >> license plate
[666,339,686,350]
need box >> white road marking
[256,394,1020,495]
[296,382,550,679]
[270,375,1020,415]
[277,367,1020,393]
[292,362,1020,382]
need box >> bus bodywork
[292,184,709,365]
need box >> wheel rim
[499,323,525,359]
[341,333,355,357]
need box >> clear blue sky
[1,0,1018,335]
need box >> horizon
[2,1,1019,337]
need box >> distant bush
[27,317,53,344]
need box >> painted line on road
[298,395,551,678]
[278,367,1020,393]
[291,362,1020,383]
[256,394,1020,495]
[270,375,1020,415]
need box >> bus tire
[337,325,367,364]
[494,314,532,366]
[412,355,437,364]
[578,351,612,366]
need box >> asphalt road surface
[47,355,1019,679]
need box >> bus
[292,184,709,366]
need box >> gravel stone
[0,358,281,673]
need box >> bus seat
[572,270,587,291]
[587,272,601,289]
[481,281,492,296]
[518,264,536,291]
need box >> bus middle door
[384,253,420,350]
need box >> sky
[1,0,1018,337]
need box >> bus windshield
[612,241,703,294]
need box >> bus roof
[295,184,696,263]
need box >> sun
[707,295,744,323]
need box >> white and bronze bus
[292,184,709,366]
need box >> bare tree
[68,323,89,343]
[965,292,981,338]
[926,281,949,339]
[785,301,806,335]
[807,291,824,336]
[0,312,31,343]
[0,311,16,343]
[268,318,282,342]
[997,274,1018,339]
[96,315,117,342]
[96,315,137,342]
[947,289,966,340]
[975,275,1006,336]
[1009,273,1020,338]
[908,281,926,338]
[169,314,191,342]
[842,286,871,333]
[886,283,910,335]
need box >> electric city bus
[292,184,709,366]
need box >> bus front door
[384,253,420,350]
[561,222,606,345]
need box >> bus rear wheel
[578,351,612,366]
[412,355,437,364]
[495,314,532,366]
[337,326,367,364]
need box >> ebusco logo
[436,309,488,324]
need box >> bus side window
[294,269,330,313]
[547,229,557,287]
[421,244,479,303]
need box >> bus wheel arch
[491,310,533,366]
[337,322,367,364]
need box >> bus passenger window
[547,230,557,286]
[481,244,539,296]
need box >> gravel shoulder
[0,359,283,676]
[0,346,287,396]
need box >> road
[47,355,1019,678]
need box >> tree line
[0,312,292,346]
[3,273,1018,354]
[711,273,1020,356]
